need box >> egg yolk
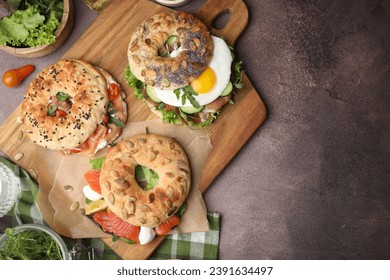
[190,67,216,94]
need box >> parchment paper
[46,119,213,238]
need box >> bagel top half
[21,59,109,151]
[127,11,214,90]
[99,134,191,228]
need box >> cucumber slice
[146,85,161,103]
[180,105,204,114]
[220,81,233,97]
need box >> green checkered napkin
[0,157,220,260]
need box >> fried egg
[154,36,232,107]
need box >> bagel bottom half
[99,134,191,228]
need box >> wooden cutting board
[0,0,267,259]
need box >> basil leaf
[56,91,69,102]
[47,104,58,116]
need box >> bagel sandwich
[20,59,127,155]
[81,134,190,245]
[125,11,244,128]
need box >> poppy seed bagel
[127,11,214,90]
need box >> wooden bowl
[0,0,74,58]
[154,0,193,7]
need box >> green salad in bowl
[0,0,64,47]
[0,224,70,260]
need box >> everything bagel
[99,134,191,228]
[128,11,214,90]
[21,59,109,150]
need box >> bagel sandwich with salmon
[20,59,127,155]
[125,11,244,128]
[81,134,190,245]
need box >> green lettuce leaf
[135,165,159,190]
[0,3,62,47]
[89,157,105,170]
[124,65,144,99]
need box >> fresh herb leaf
[181,86,200,108]
[173,88,181,100]
[0,227,63,260]
[124,65,144,99]
[56,91,69,102]
[108,115,125,128]
[233,60,244,89]
[156,102,165,111]
[112,235,120,242]
[108,108,118,115]
[161,109,180,124]
[176,201,187,218]
[135,165,159,190]
[89,157,105,170]
[121,237,135,244]
[47,104,58,116]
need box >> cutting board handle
[195,0,249,46]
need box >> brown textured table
[1,0,390,259]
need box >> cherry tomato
[155,215,181,235]
[103,114,109,124]
[108,83,121,101]
[2,65,35,87]
[55,109,67,118]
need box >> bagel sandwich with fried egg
[125,11,243,128]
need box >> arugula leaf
[180,86,200,108]
[47,104,58,116]
[124,65,144,99]
[135,165,159,190]
[173,88,181,100]
[233,60,244,89]
[56,91,69,102]
[89,157,105,170]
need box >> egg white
[154,36,232,107]
[83,184,103,201]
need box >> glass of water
[0,162,21,218]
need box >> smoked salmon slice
[93,210,140,243]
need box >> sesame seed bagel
[128,11,214,90]
[21,59,109,151]
[99,134,191,228]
